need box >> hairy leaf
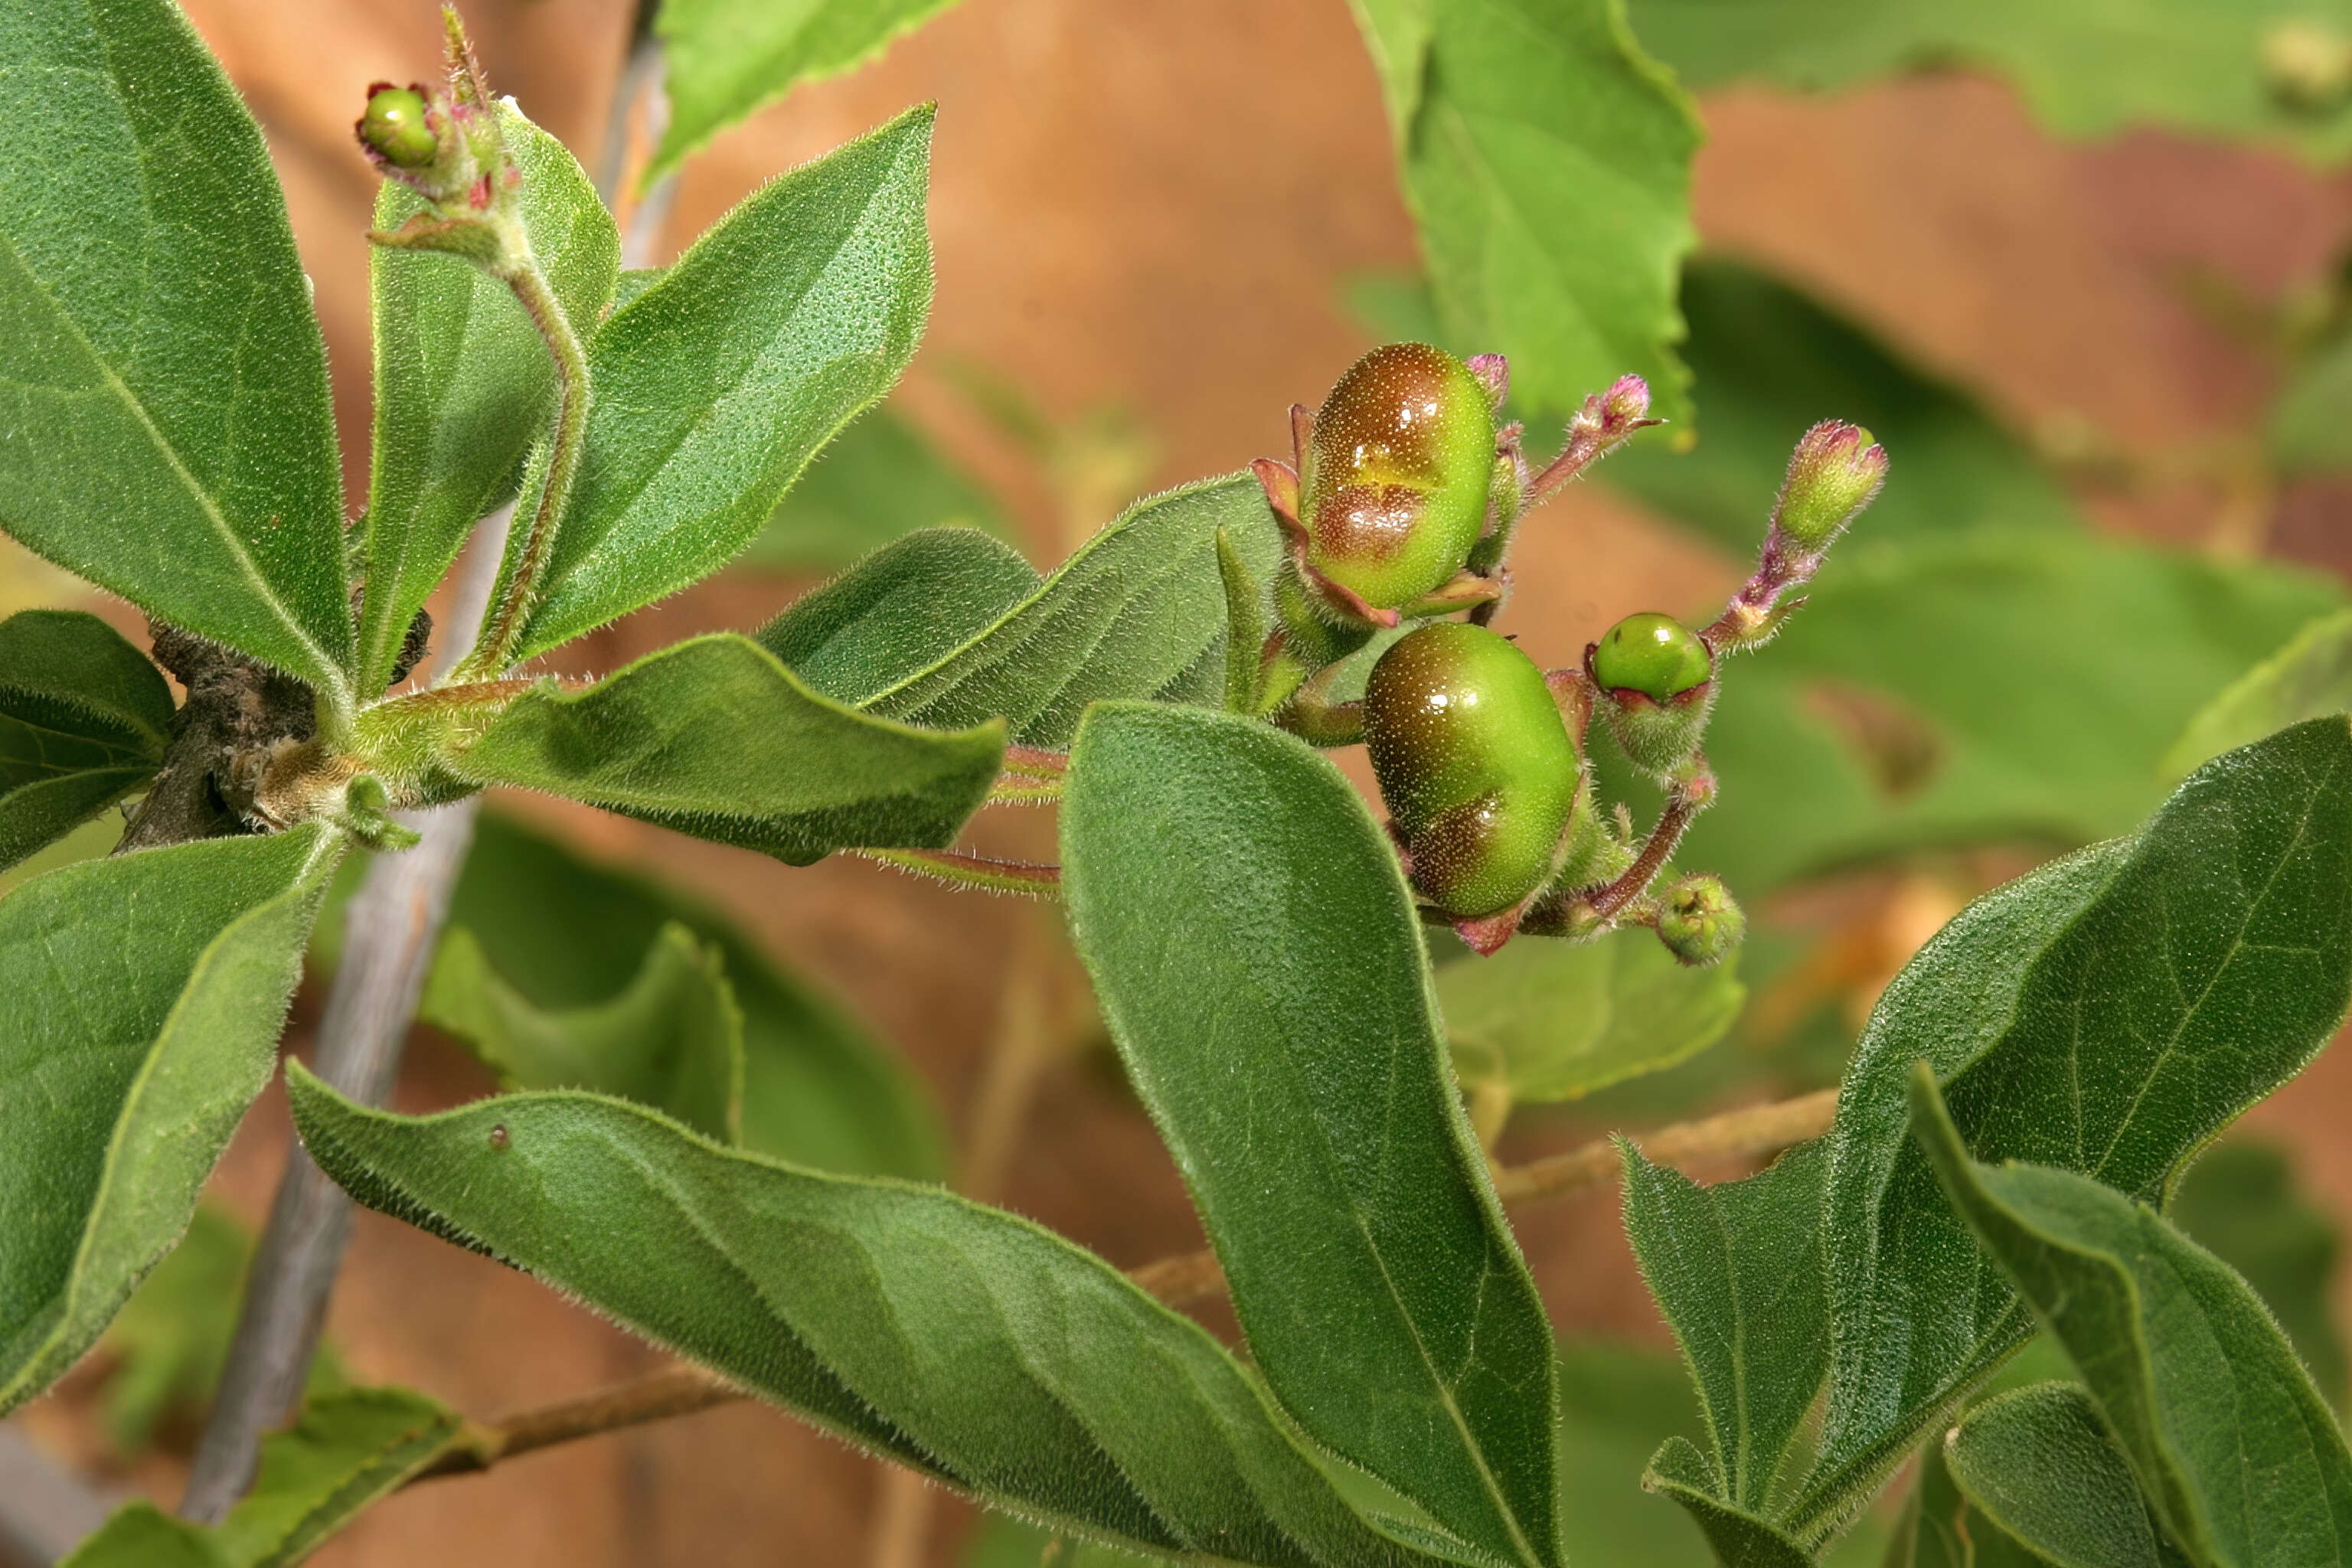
[1622,1144,1828,1514]
[2171,1141,2346,1408]
[861,475,1280,748]
[0,609,175,867]
[654,0,965,185]
[454,633,1004,866]
[0,825,338,1415]
[757,525,1041,704]
[423,922,743,1143]
[1912,1072,2352,1566]
[1665,531,2345,893]
[505,107,933,661]
[357,103,619,696]
[0,0,352,702]
[1604,260,2076,551]
[289,1074,1449,1567]
[1063,703,1561,1567]
[1887,1436,2060,1568]
[1439,927,1743,1102]
[1372,0,1699,425]
[739,407,1013,573]
[2163,608,2352,780]
[1628,0,2352,162]
[1795,718,2352,1540]
[65,1387,463,1568]
[1943,1383,2177,1568]
[1640,1439,1812,1568]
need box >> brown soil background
[15,0,2352,1562]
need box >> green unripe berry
[1656,874,1745,967]
[1364,622,1578,919]
[1591,612,1710,702]
[1302,343,1497,611]
[360,85,437,169]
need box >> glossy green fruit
[1364,622,1578,918]
[1591,613,1711,701]
[1302,343,1496,610]
[360,85,437,169]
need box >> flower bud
[1302,343,1498,611]
[1588,612,1714,775]
[1772,421,1886,554]
[358,83,438,169]
[1656,874,1744,967]
[1364,622,1579,919]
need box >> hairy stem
[858,847,1063,897]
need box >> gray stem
[178,506,511,1523]
[0,1428,119,1567]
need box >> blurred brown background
[15,0,2352,1561]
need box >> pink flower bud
[1773,421,1886,553]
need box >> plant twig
[0,1426,120,1567]
[393,1085,1842,1481]
[180,509,514,1523]
[858,847,1063,896]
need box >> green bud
[1656,874,1744,967]
[358,83,438,169]
[1591,612,1710,701]
[1302,344,1498,611]
[1364,622,1579,919]
[1772,421,1886,554]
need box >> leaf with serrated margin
[1640,1438,1811,1568]
[0,609,174,867]
[288,1072,1462,1568]
[652,0,965,186]
[2163,608,2352,781]
[2171,1141,2346,1410]
[356,103,619,696]
[861,475,1279,749]
[1063,703,1561,1568]
[758,525,1041,704]
[0,824,339,1416]
[0,0,352,703]
[1944,1383,2179,1568]
[424,922,743,1143]
[1372,0,1699,425]
[740,407,1015,574]
[1622,1143,1828,1515]
[453,633,1003,867]
[1441,927,1743,1102]
[1911,1070,2352,1568]
[504,107,934,662]
[1792,718,2352,1543]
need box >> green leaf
[1909,1070,2352,1567]
[757,524,1042,705]
[1376,0,1700,425]
[1439,926,1744,1102]
[356,103,619,696]
[652,0,965,185]
[861,474,1280,749]
[737,408,1012,575]
[1942,1383,2177,1568]
[1642,1437,1813,1568]
[0,824,339,1416]
[2171,1141,2347,1409]
[0,609,175,867]
[0,0,352,704]
[2162,608,2352,781]
[1603,259,2077,552]
[288,1072,1450,1567]
[96,1202,344,1456]
[1663,531,2346,893]
[66,1387,464,1568]
[420,811,945,1180]
[1886,1434,2060,1568]
[1062,702,1560,1568]
[2272,336,2352,475]
[1622,1144,1828,1514]
[1795,718,2352,1540]
[1346,0,1437,132]
[453,633,1004,866]
[505,107,934,662]
[423,923,743,1144]
[1625,0,2352,163]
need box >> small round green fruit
[1364,622,1578,918]
[360,84,437,169]
[1302,343,1497,611]
[1591,612,1711,702]
[1657,874,1744,967]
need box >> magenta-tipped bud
[1465,354,1510,410]
[1774,422,1886,553]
